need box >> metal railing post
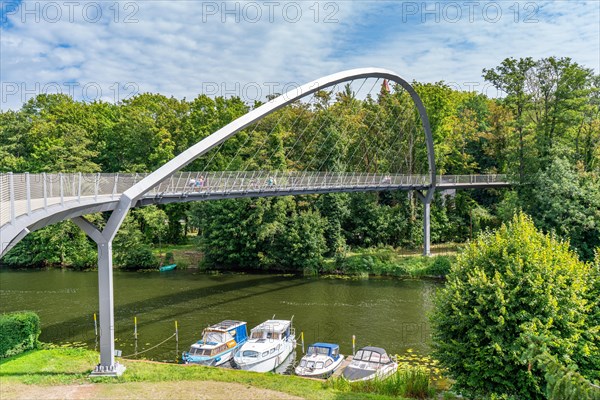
[112,174,119,199]
[59,173,64,206]
[95,173,99,201]
[8,172,15,224]
[78,172,82,202]
[26,172,31,215]
[43,173,48,210]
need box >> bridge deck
[1,172,509,228]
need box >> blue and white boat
[182,320,248,366]
[295,342,344,378]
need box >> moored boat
[342,346,398,382]
[233,319,296,372]
[159,263,177,272]
[295,342,344,378]
[182,320,248,366]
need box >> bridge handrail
[0,172,509,227]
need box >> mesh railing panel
[1,172,509,227]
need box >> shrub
[431,213,595,399]
[422,256,452,276]
[0,311,41,358]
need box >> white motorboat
[182,320,248,366]
[233,319,296,372]
[342,346,398,382]
[295,342,344,378]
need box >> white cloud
[1,1,598,109]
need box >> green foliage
[431,213,595,399]
[523,336,600,400]
[332,248,453,277]
[113,215,159,270]
[1,221,96,269]
[0,312,41,358]
[520,157,600,261]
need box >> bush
[118,245,159,270]
[422,256,452,276]
[0,311,41,358]
[431,213,595,399]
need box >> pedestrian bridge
[0,171,509,256]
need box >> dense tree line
[0,56,598,269]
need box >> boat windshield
[307,346,330,356]
[204,330,233,343]
[242,350,259,358]
[250,330,280,340]
[354,350,390,364]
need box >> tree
[520,157,600,261]
[431,213,595,399]
[484,57,536,181]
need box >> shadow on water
[41,274,310,341]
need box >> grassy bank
[0,348,410,400]
[156,243,457,278]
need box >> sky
[1,0,599,110]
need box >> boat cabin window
[189,348,211,356]
[380,354,391,363]
[325,359,333,367]
[242,350,259,358]
[316,362,324,369]
[266,332,280,340]
[300,360,307,367]
[308,346,330,356]
[354,350,365,361]
[270,348,276,354]
[251,331,263,339]
[212,344,227,356]
[262,351,269,357]
[332,348,339,357]
[369,352,381,363]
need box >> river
[0,269,439,363]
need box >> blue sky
[1,1,599,109]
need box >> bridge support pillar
[72,216,125,377]
[416,191,433,257]
[422,199,431,256]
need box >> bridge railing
[436,174,508,185]
[145,171,432,195]
[1,171,509,227]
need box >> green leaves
[431,213,598,399]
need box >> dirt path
[1,381,304,400]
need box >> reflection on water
[0,269,440,362]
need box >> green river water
[0,269,439,363]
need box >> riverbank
[0,348,411,400]
[156,244,458,278]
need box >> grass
[329,365,434,399]
[0,348,410,400]
[152,244,203,269]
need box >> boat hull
[234,339,296,373]
[183,346,236,367]
[342,362,398,382]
